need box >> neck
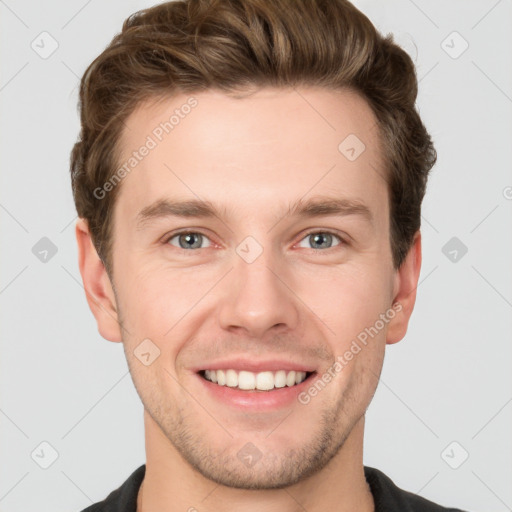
[137,411,374,512]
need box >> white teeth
[274,370,287,388]
[238,371,256,390]
[256,371,274,391]
[226,369,238,387]
[202,369,309,391]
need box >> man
[70,0,467,510]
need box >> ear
[386,230,422,345]
[75,218,123,342]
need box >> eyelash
[162,229,348,251]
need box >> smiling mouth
[199,369,315,392]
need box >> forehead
[114,86,387,230]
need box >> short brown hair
[70,0,437,276]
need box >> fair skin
[76,86,421,512]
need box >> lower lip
[196,372,315,411]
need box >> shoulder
[364,466,468,512]
[78,464,146,512]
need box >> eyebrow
[289,197,373,224]
[136,198,225,230]
[135,195,373,230]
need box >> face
[83,87,417,489]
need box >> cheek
[117,261,218,356]
[304,264,391,336]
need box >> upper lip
[191,358,316,373]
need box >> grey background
[0,0,511,511]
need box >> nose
[217,248,300,339]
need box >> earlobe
[386,231,422,345]
[75,218,123,343]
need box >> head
[72,0,436,490]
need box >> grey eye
[168,232,211,249]
[297,232,341,250]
